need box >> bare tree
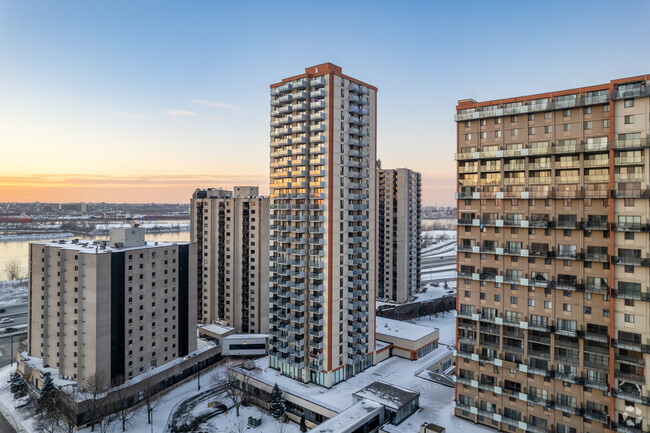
[141,371,161,425]
[273,420,289,433]
[97,416,112,433]
[233,417,247,433]
[82,372,108,432]
[4,258,22,280]
[212,362,255,417]
[112,376,136,432]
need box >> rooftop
[376,316,438,341]
[31,238,185,253]
[311,399,382,433]
[198,323,234,336]
[353,381,419,410]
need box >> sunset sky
[1,0,649,205]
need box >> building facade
[268,63,377,387]
[454,75,650,433]
[190,187,269,333]
[27,227,197,387]
[378,167,422,303]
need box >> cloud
[165,110,196,116]
[191,99,241,111]
[116,111,147,119]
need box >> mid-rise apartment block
[190,187,269,333]
[378,167,422,303]
[454,75,650,433]
[27,227,197,387]
[268,63,377,387]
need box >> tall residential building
[378,167,422,303]
[27,227,197,386]
[268,63,377,387]
[190,187,269,333]
[454,75,650,433]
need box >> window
[625,115,634,124]
[528,113,535,121]
[465,133,471,140]
[544,125,551,134]
[584,106,592,114]
[494,130,501,138]
[625,314,635,323]
[563,109,571,117]
[603,119,610,128]
[511,129,518,136]
[563,303,571,312]
[494,294,500,302]
[544,301,551,309]
[544,112,551,119]
[584,306,591,314]
[528,127,535,135]
[624,99,634,108]
[494,118,501,124]
[480,131,486,139]
[480,119,486,126]
[603,104,610,112]
[510,296,518,305]
[603,309,610,317]
[583,121,592,130]
[528,299,535,307]
[511,115,518,123]
[563,123,571,132]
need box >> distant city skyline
[1,0,649,205]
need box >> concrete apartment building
[454,75,650,433]
[190,187,269,333]
[27,227,197,387]
[268,63,377,387]
[378,167,422,303]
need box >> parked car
[0,318,13,324]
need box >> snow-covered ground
[0,360,300,433]
[92,222,190,234]
[0,279,28,306]
[412,310,457,346]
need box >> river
[0,231,190,281]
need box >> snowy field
[0,232,74,242]
[0,279,28,306]
[413,310,457,346]
[0,360,301,433]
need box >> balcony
[311,100,326,110]
[612,137,650,150]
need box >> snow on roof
[353,381,419,410]
[19,351,76,387]
[376,340,391,351]
[376,317,438,342]
[311,399,382,433]
[199,323,234,335]
[31,238,187,253]
[241,348,492,433]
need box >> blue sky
[1,0,649,204]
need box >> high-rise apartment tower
[268,63,377,387]
[27,227,197,387]
[378,167,422,303]
[191,187,269,333]
[454,75,650,433]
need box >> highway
[0,304,28,369]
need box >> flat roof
[31,239,186,253]
[353,381,419,411]
[376,317,438,342]
[311,399,382,433]
[199,324,234,336]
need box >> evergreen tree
[268,383,286,419]
[36,372,57,417]
[10,374,28,398]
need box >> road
[0,413,17,433]
[0,305,28,369]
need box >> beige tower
[191,187,269,333]
[378,168,422,303]
[454,75,650,433]
[268,63,377,387]
[27,227,197,386]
